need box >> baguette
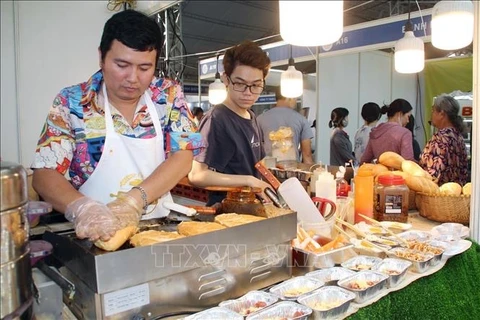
[405,176,439,194]
[177,221,226,236]
[94,225,138,251]
[401,160,432,179]
[130,230,184,247]
[378,151,404,170]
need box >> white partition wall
[1,1,113,167]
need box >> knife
[255,160,282,190]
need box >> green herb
[349,239,480,319]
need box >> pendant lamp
[279,1,343,46]
[431,1,474,50]
[281,46,303,98]
[394,2,424,74]
[208,55,227,105]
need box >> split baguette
[215,213,265,227]
[405,176,439,194]
[94,225,138,251]
[130,230,184,247]
[378,151,405,170]
[177,221,226,236]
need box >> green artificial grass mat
[348,239,480,320]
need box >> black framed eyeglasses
[227,76,264,94]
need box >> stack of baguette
[359,151,471,197]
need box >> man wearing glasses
[188,41,272,206]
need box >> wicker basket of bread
[360,152,471,223]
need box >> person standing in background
[188,41,272,205]
[405,114,421,161]
[360,98,414,164]
[420,94,468,185]
[257,87,314,165]
[192,107,204,126]
[354,102,381,164]
[329,107,355,166]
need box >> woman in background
[406,114,421,161]
[329,107,355,166]
[354,102,381,164]
[360,98,414,164]
[420,94,468,185]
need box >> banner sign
[199,11,432,79]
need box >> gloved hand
[107,192,144,228]
[65,197,121,241]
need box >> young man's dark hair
[99,10,163,67]
[223,40,271,79]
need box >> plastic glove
[107,192,144,228]
[65,197,121,241]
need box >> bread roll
[215,213,265,227]
[130,230,184,247]
[405,176,439,194]
[177,221,225,236]
[439,182,462,196]
[378,151,405,170]
[94,225,138,251]
[463,182,472,195]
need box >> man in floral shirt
[31,10,204,242]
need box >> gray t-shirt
[257,106,313,161]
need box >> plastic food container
[218,290,278,316]
[184,307,243,320]
[374,174,410,223]
[297,286,355,320]
[306,267,356,286]
[387,247,434,273]
[269,276,324,301]
[340,255,382,272]
[371,258,412,288]
[30,240,53,266]
[337,271,388,304]
[27,201,52,227]
[292,243,355,270]
[246,301,312,320]
[397,230,432,242]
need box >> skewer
[335,218,368,238]
[334,225,352,240]
[357,214,409,247]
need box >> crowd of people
[30,9,469,243]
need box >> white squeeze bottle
[315,171,337,214]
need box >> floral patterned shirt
[31,70,205,189]
[419,127,468,186]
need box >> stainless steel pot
[1,161,33,319]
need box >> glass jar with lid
[374,174,409,222]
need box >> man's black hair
[99,10,163,67]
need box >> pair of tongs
[357,214,409,247]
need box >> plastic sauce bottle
[354,169,374,223]
[315,171,337,207]
[335,168,350,197]
[374,174,409,223]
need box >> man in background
[257,87,314,164]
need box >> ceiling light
[208,55,227,105]
[279,1,343,46]
[281,46,303,98]
[394,3,424,74]
[431,1,474,50]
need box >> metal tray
[184,306,243,320]
[297,286,355,320]
[340,255,382,271]
[306,267,356,286]
[371,258,412,288]
[246,301,312,320]
[269,276,324,301]
[387,247,434,273]
[218,290,278,317]
[337,270,388,304]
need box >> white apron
[79,84,172,219]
